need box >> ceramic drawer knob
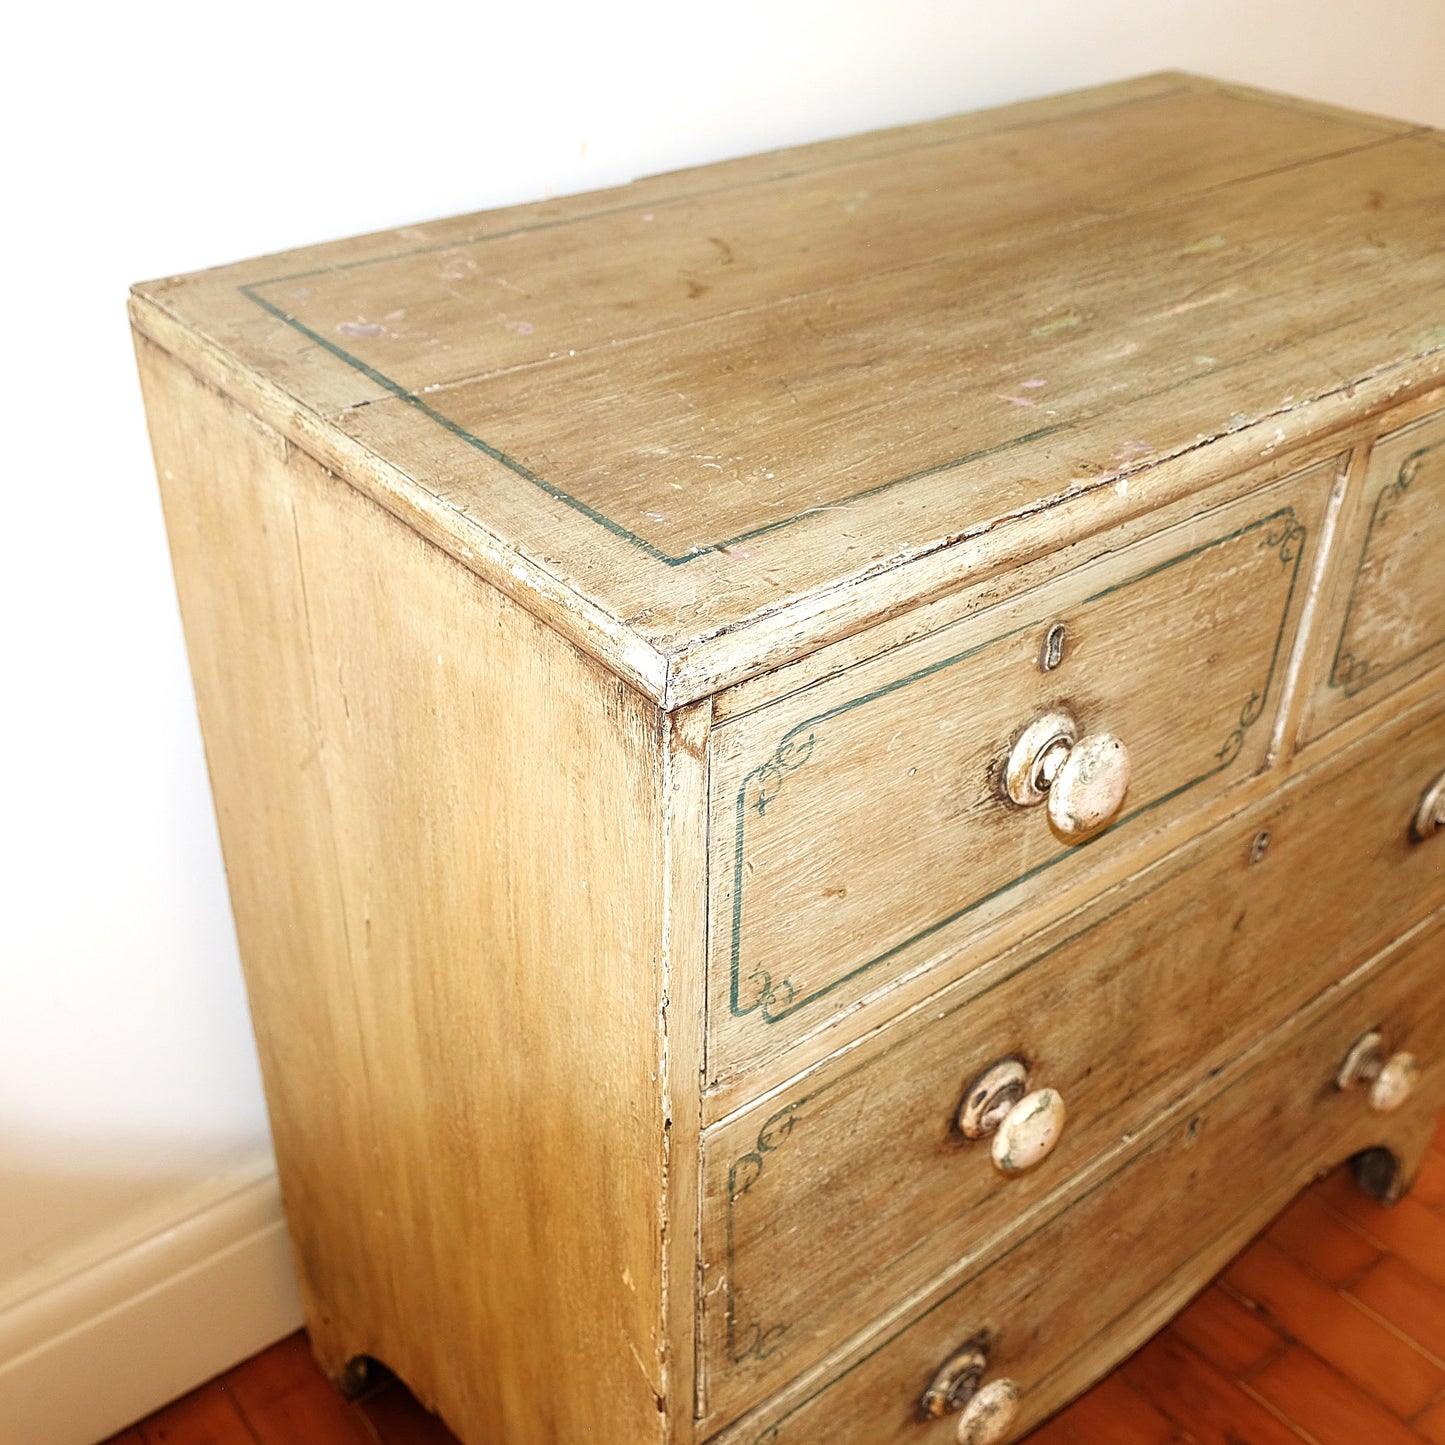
[956,1379,1022,1444]
[921,1339,1021,1443]
[992,1089,1067,1173]
[1371,1053,1419,1113]
[1337,1031,1419,1112]
[1004,708,1132,840]
[1413,771,1445,842]
[958,1059,1068,1173]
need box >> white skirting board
[0,1168,303,1445]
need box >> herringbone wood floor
[106,1115,1445,1445]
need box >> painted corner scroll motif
[726,506,1308,1030]
[1330,436,1445,698]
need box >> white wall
[1,1,1442,1437]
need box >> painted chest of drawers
[133,71,1445,1445]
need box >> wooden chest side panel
[137,338,674,1445]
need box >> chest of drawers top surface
[129,70,1445,706]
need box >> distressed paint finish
[956,1380,1022,1444]
[697,703,1445,1429]
[1045,735,1131,840]
[991,1091,1068,1175]
[706,465,1331,1089]
[137,344,687,1445]
[133,74,1445,1445]
[129,75,1445,705]
[710,918,1445,1445]
[1306,408,1445,743]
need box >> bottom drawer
[714,913,1445,1445]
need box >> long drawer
[709,911,1445,1445]
[707,460,1335,1086]
[699,700,1445,1428]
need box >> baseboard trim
[0,1167,303,1445]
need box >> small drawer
[699,701,1445,1429]
[1306,408,1445,741]
[710,914,1445,1445]
[708,461,1334,1085]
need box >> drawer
[710,914,1445,1445]
[708,461,1335,1085]
[699,700,1445,1429]
[1306,408,1445,741]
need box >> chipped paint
[1030,309,1084,337]
[1150,285,1240,320]
[957,1379,1022,1444]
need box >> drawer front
[708,462,1334,1085]
[1308,408,1445,741]
[711,915,1445,1445]
[699,701,1445,1429]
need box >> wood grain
[1120,1335,1304,1445]
[137,341,681,1445]
[711,915,1445,1444]
[128,75,1445,704]
[1244,1347,1422,1445]
[706,460,1333,1085]
[1223,1239,1443,1417]
[1304,408,1445,743]
[130,72,1445,1445]
[701,701,1445,1423]
[109,1114,1445,1445]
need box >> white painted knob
[1047,733,1131,839]
[1004,709,1131,841]
[1370,1053,1418,1113]
[1338,1032,1420,1113]
[991,1089,1067,1174]
[956,1378,1021,1444]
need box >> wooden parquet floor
[106,1115,1445,1445]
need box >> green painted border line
[726,506,1307,1024]
[239,263,1363,569]
[718,846,1189,1371]
[244,268,1077,567]
[726,918,1428,1443]
[1329,431,1445,697]
[233,98,1388,569]
[240,284,680,562]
